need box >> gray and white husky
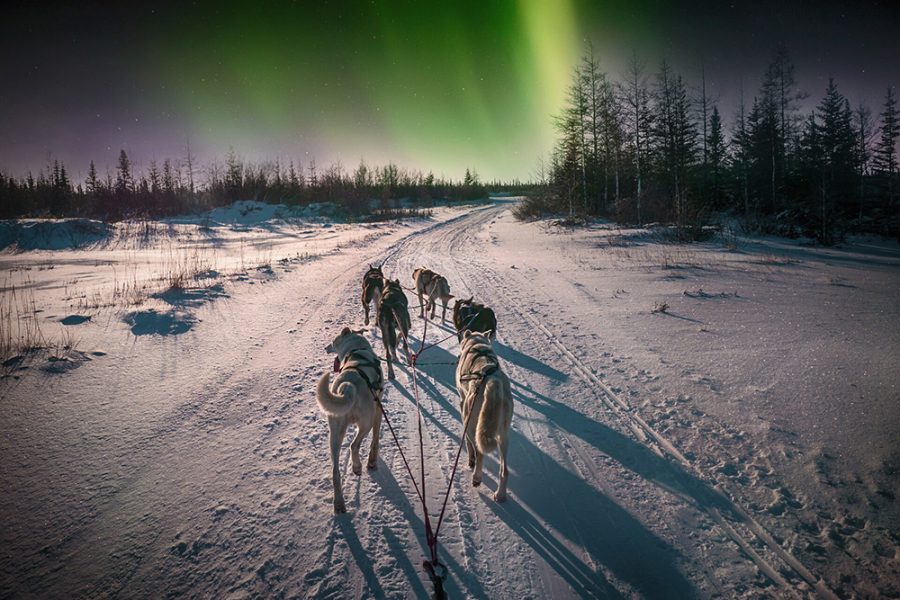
[376,279,411,379]
[455,330,513,502]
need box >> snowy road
[2,201,896,598]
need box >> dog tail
[476,378,502,454]
[316,372,355,417]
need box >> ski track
[0,202,852,599]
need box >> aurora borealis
[1,1,897,182]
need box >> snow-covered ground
[1,199,897,598]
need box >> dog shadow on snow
[377,353,697,599]
[503,380,748,597]
[369,461,491,599]
[426,320,568,382]
[332,517,391,598]
[509,380,735,516]
[490,418,698,599]
[492,340,569,382]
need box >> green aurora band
[6,1,893,182]
[151,1,591,181]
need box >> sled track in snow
[511,306,836,600]
[428,204,838,600]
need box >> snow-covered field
[1,199,897,599]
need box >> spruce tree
[116,150,133,198]
[731,87,752,217]
[552,65,589,217]
[854,103,874,221]
[814,79,856,241]
[707,106,727,207]
[86,160,99,194]
[148,160,161,194]
[653,62,697,223]
[873,87,898,203]
[581,43,605,213]
[624,52,653,224]
[797,111,823,228]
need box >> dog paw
[352,466,362,476]
[471,477,482,487]
[334,502,347,514]
[387,372,395,380]
[468,458,475,469]
[493,491,507,502]
[366,462,378,470]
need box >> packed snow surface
[1,199,897,598]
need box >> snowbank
[173,200,341,227]
[0,218,111,251]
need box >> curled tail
[476,378,501,453]
[316,372,356,417]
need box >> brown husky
[456,330,513,501]
[412,267,438,318]
[425,274,454,323]
[317,327,384,513]
[361,264,384,326]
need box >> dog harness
[338,349,383,398]
[458,346,499,382]
[363,271,383,292]
[457,345,500,451]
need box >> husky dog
[452,297,497,341]
[425,274,454,323]
[361,264,384,326]
[377,279,411,379]
[317,327,384,514]
[456,331,512,501]
[412,267,438,318]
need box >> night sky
[1,1,897,182]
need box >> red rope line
[434,385,479,543]
[392,308,439,565]
[413,310,480,361]
[377,397,424,506]
[380,302,487,578]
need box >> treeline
[0,149,506,221]
[533,44,899,242]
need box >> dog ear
[466,296,473,304]
[369,263,375,270]
[447,294,454,299]
[341,326,351,336]
[463,330,472,338]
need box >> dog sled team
[317,263,511,513]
